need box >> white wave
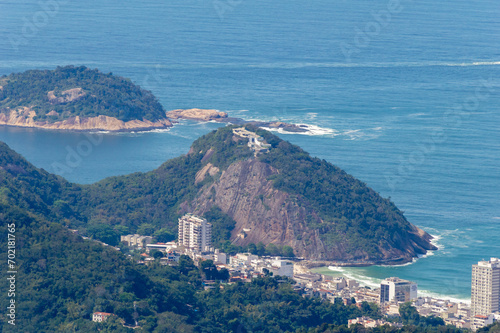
[379,258,418,268]
[418,289,470,305]
[493,217,500,220]
[341,271,382,289]
[261,124,339,137]
[247,60,500,69]
[341,129,382,141]
[324,268,471,304]
[408,113,428,118]
[328,266,345,272]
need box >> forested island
[0,66,315,133]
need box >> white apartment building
[120,234,153,248]
[269,259,294,277]
[380,277,418,303]
[471,258,500,329]
[178,214,212,252]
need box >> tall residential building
[471,258,500,319]
[177,214,212,252]
[380,277,418,303]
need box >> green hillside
[0,66,166,122]
[0,126,434,262]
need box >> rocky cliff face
[0,108,172,131]
[189,158,434,264]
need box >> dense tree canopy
[0,66,166,122]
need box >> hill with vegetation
[0,66,172,130]
[0,126,435,264]
[0,202,459,332]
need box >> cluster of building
[232,127,271,155]
[117,215,499,331]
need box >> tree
[217,268,230,281]
[282,245,295,257]
[399,302,420,325]
[266,243,280,256]
[200,260,218,280]
[137,223,155,236]
[262,268,273,277]
[178,255,197,275]
[153,228,175,243]
[86,223,119,246]
[151,250,164,260]
[248,243,258,255]
[256,242,266,256]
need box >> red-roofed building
[92,312,113,322]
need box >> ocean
[1,0,499,302]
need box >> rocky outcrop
[189,158,435,264]
[195,162,220,184]
[0,108,172,131]
[47,88,86,104]
[166,108,228,121]
[166,109,310,133]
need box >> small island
[0,66,309,133]
[0,66,172,131]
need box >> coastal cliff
[0,107,172,131]
[189,158,434,264]
[184,126,436,264]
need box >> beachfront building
[380,277,418,303]
[471,258,500,329]
[178,214,212,252]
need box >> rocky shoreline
[167,108,309,133]
[0,107,307,133]
[0,107,172,132]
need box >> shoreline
[305,264,471,305]
[0,108,311,134]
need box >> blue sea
[1,0,499,302]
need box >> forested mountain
[0,127,460,332]
[0,126,435,264]
[0,66,166,122]
[0,202,459,332]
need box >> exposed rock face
[194,162,220,184]
[0,108,172,131]
[189,158,435,264]
[166,108,228,121]
[47,88,86,104]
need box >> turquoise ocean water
[1,0,499,302]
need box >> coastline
[0,108,311,133]
[306,265,471,305]
[0,108,173,132]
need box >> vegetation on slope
[0,66,166,122]
[253,126,423,259]
[0,203,407,333]
[0,124,432,261]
